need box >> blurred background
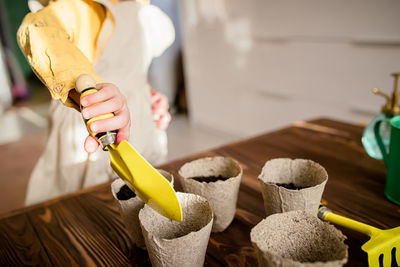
[0,0,399,213]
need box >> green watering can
[374,115,400,205]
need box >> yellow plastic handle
[75,74,116,148]
[79,88,114,137]
[319,206,380,237]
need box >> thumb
[84,135,100,153]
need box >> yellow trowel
[75,74,182,221]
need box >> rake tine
[383,249,392,267]
[368,252,380,267]
[396,245,400,267]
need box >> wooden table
[1,118,398,266]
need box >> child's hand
[151,89,171,130]
[80,83,131,153]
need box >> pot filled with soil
[250,210,348,266]
[139,192,213,267]
[111,169,174,250]
[178,156,242,232]
[258,158,328,216]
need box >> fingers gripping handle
[75,74,116,149]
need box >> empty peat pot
[258,158,328,216]
[250,210,348,267]
[178,156,243,232]
[111,169,173,250]
[139,192,213,267]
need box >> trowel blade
[108,141,182,221]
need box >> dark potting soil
[275,183,307,190]
[191,175,229,183]
[117,184,136,200]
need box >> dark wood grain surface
[1,118,399,266]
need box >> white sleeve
[138,4,175,58]
[28,0,46,12]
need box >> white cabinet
[179,0,400,137]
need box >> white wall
[179,0,400,137]
[0,38,11,114]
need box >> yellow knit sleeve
[17,0,106,109]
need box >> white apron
[25,1,174,206]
